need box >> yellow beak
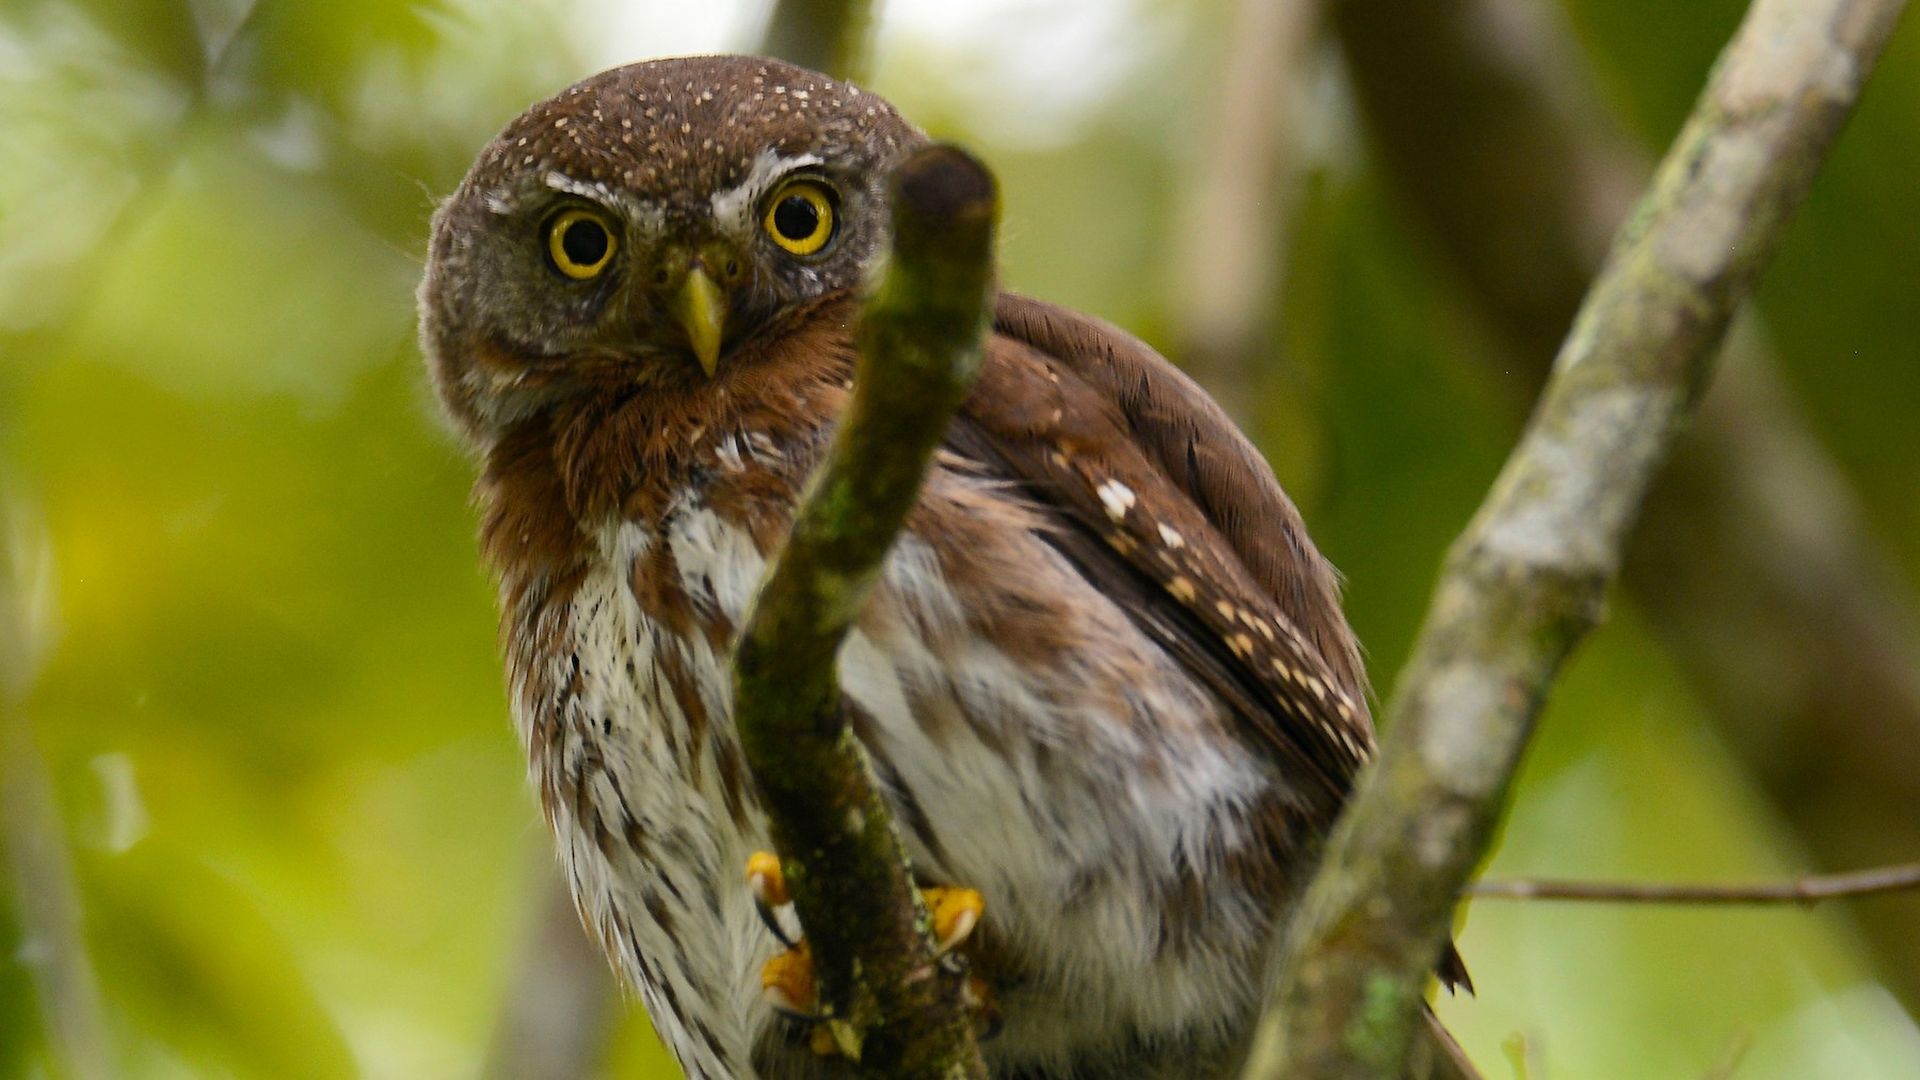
[670,266,726,378]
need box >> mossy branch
[1258,0,1910,1075]
[731,145,998,1080]
[1335,0,1920,1011]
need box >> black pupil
[773,195,821,242]
[561,219,608,266]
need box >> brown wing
[949,292,1376,813]
[993,293,1369,703]
[959,295,1477,990]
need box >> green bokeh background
[2,1,1917,1077]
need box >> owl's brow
[544,171,666,233]
[480,173,665,234]
[709,149,827,233]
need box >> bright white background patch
[571,0,1168,146]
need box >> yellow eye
[546,208,617,279]
[762,180,836,257]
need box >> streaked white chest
[519,496,1283,1076]
[517,510,771,1078]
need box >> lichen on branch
[1256,0,1912,1076]
[731,143,999,1080]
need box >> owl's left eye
[761,179,837,257]
[546,208,618,280]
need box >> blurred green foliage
[1,1,1916,1077]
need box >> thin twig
[1702,1030,1754,1080]
[1470,862,1920,905]
[731,144,997,1078]
[1259,1,1910,1076]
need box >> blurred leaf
[53,0,204,85]
[84,839,355,1078]
[0,875,42,1078]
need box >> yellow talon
[746,850,788,907]
[749,863,994,1050]
[760,942,817,1018]
[924,885,986,954]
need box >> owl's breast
[507,495,780,1078]
[501,449,1299,1077]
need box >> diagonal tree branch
[1333,0,1920,1008]
[1262,1,1909,1076]
[731,144,998,1079]
[1330,0,1637,377]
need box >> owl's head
[420,55,924,440]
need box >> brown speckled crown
[469,55,916,203]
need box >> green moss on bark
[731,144,998,1080]
[1256,1,1910,1076]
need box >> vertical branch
[762,0,879,81]
[1169,0,1326,424]
[1263,1,1910,1075]
[0,500,113,1080]
[481,868,619,1080]
[1334,0,1920,1007]
[732,145,998,1079]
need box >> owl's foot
[746,851,798,947]
[746,850,999,1054]
[746,851,986,958]
[921,885,987,955]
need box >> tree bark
[1333,0,1920,1009]
[1261,1,1910,1075]
[731,144,998,1079]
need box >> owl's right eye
[761,179,837,257]
[545,209,618,280]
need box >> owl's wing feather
[992,293,1368,702]
[966,294,1472,991]
[952,293,1376,812]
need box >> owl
[420,56,1472,1080]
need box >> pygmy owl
[420,55,1472,1080]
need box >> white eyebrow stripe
[545,170,616,200]
[538,172,664,234]
[709,150,826,232]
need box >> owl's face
[421,56,924,438]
